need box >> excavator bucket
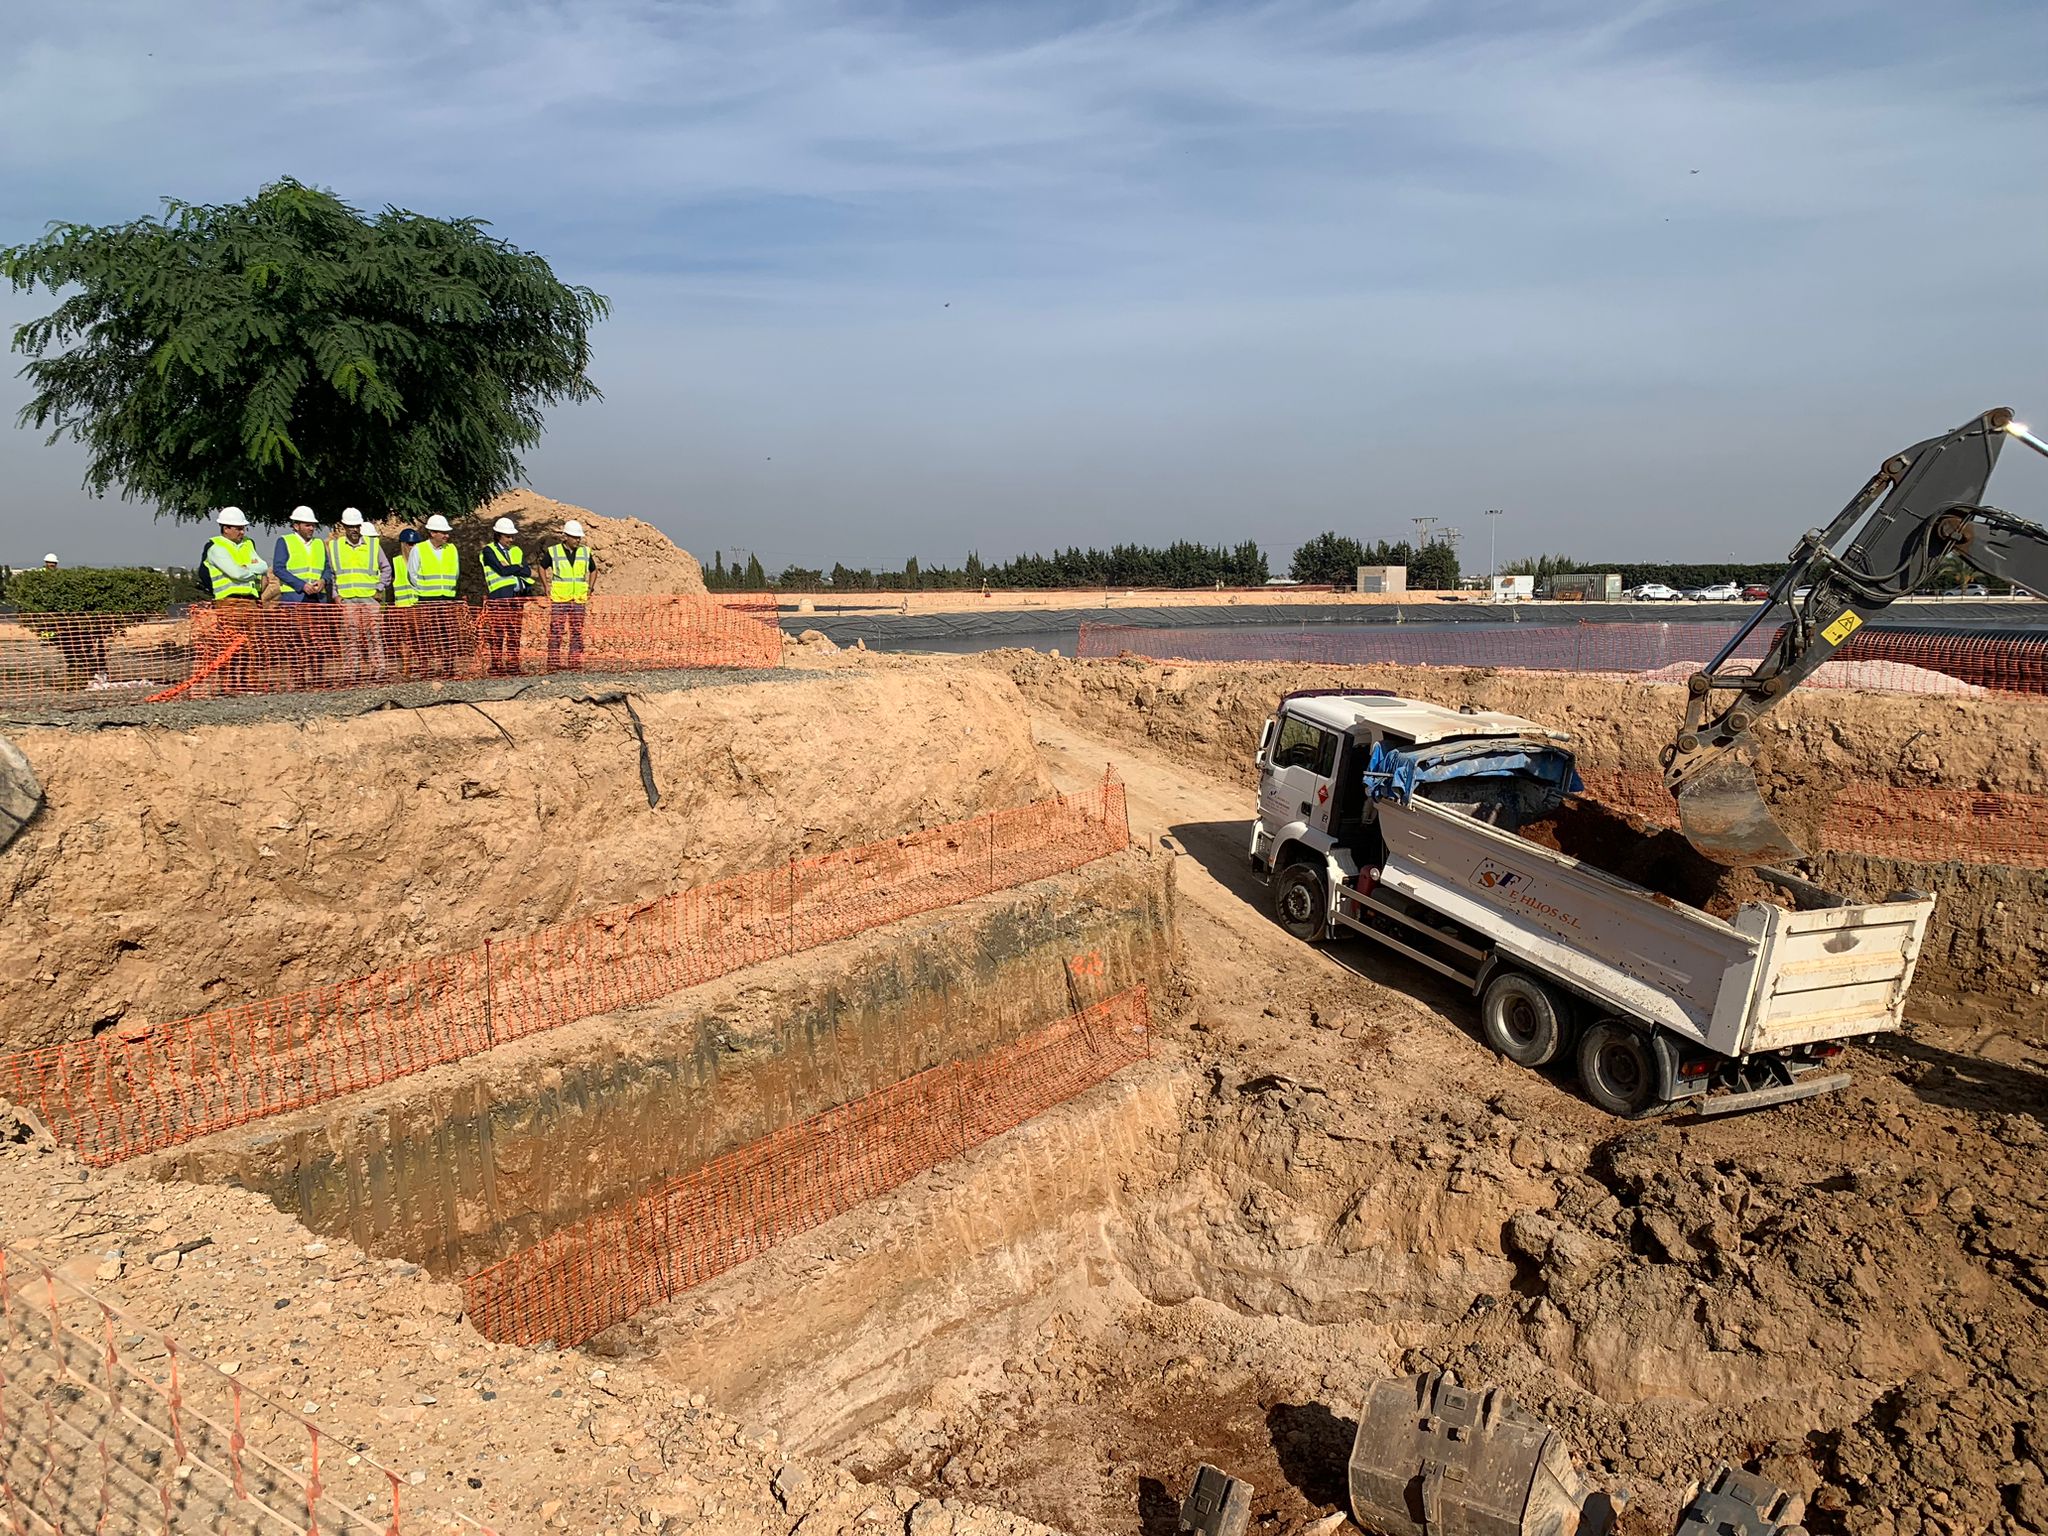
[1675,757,1805,867]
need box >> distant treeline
[704,541,1271,592]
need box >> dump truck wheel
[1274,861,1328,944]
[1479,971,1567,1068]
[1578,1020,1660,1117]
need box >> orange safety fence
[0,595,781,711]
[1578,770,2048,869]
[0,1246,498,1534]
[0,776,1130,1168]
[1077,620,2048,698]
[462,985,1152,1348]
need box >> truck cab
[1250,690,1572,895]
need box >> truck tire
[1479,971,1568,1068]
[1274,861,1328,943]
[1577,1020,1661,1117]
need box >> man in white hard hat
[408,514,464,678]
[204,508,269,691]
[477,514,534,676]
[545,518,594,671]
[270,505,333,687]
[273,506,329,603]
[41,553,57,571]
[331,507,392,680]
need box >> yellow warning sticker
[1822,609,1865,646]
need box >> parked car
[1629,583,1681,600]
[1960,583,1990,596]
[1692,583,1742,602]
[1741,584,1772,601]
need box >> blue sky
[3,0,2046,571]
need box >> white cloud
[3,0,2047,565]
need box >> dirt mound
[1516,798,1789,918]
[0,668,1049,1049]
[422,489,707,600]
[1632,656,1988,696]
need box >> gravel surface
[0,664,808,732]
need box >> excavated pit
[9,652,2045,1536]
[151,852,1177,1278]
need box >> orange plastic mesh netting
[0,776,1130,1168]
[461,985,1152,1348]
[0,595,780,711]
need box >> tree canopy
[1290,532,1460,589]
[2,179,609,525]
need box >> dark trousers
[483,599,525,675]
[548,602,586,671]
[414,598,462,678]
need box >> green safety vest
[208,535,262,601]
[547,544,590,602]
[283,530,329,587]
[331,535,381,599]
[391,551,417,608]
[480,542,525,596]
[413,541,460,599]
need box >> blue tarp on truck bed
[1364,740,1582,804]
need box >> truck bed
[1355,796,1932,1058]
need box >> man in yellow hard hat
[545,518,594,671]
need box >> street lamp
[1486,509,1504,584]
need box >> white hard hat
[492,516,518,535]
[562,519,585,538]
[339,507,364,527]
[42,553,57,563]
[218,507,249,527]
[425,514,453,533]
[289,505,316,524]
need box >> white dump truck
[1249,691,1935,1116]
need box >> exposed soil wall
[155,852,1177,1277]
[0,668,1049,1049]
[978,651,2048,796]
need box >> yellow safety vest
[480,542,525,596]
[391,551,417,608]
[413,541,460,599]
[208,535,262,601]
[547,544,590,602]
[283,531,329,587]
[331,535,381,599]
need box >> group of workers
[201,505,595,681]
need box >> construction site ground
[4,650,2045,1536]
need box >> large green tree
[2,179,609,524]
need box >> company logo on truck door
[1471,860,1582,930]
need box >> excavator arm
[1665,406,2048,865]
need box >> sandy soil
[0,667,1048,1048]
[4,653,2044,1536]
